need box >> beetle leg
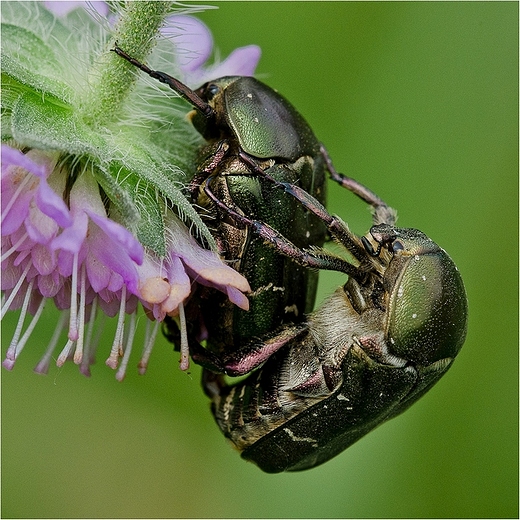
[190,324,307,377]
[203,179,365,280]
[188,140,230,201]
[237,151,369,265]
[189,340,227,373]
[319,144,398,226]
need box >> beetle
[189,160,468,472]
[112,44,327,362]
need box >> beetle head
[191,76,319,160]
[367,224,468,366]
[189,77,241,140]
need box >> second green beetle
[192,167,468,472]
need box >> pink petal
[35,179,72,228]
[37,273,63,297]
[85,253,111,293]
[44,1,109,17]
[207,45,262,78]
[226,286,250,311]
[1,145,46,178]
[164,15,213,73]
[87,210,143,265]
[30,244,57,275]
[25,205,60,244]
[51,211,88,253]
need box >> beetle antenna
[112,43,215,119]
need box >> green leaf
[92,163,140,227]
[99,160,166,255]
[1,24,73,103]
[10,90,215,253]
[10,90,104,154]
[107,132,216,250]
[1,2,78,58]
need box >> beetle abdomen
[211,352,325,453]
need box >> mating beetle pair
[113,45,468,473]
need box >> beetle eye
[205,83,220,100]
[391,240,404,253]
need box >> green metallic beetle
[190,161,468,472]
[112,45,327,361]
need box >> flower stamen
[56,339,75,367]
[116,312,137,382]
[34,310,69,374]
[138,319,160,375]
[68,252,79,341]
[3,279,35,369]
[0,232,29,263]
[81,305,105,377]
[0,169,33,223]
[106,285,127,369]
[73,263,87,364]
[15,296,46,359]
[178,301,189,371]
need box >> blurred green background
[2,2,518,518]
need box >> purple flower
[2,3,261,380]
[1,144,252,379]
[163,14,261,86]
[135,213,250,372]
[44,1,109,17]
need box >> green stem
[79,1,173,127]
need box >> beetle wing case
[241,345,453,473]
[224,77,319,161]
